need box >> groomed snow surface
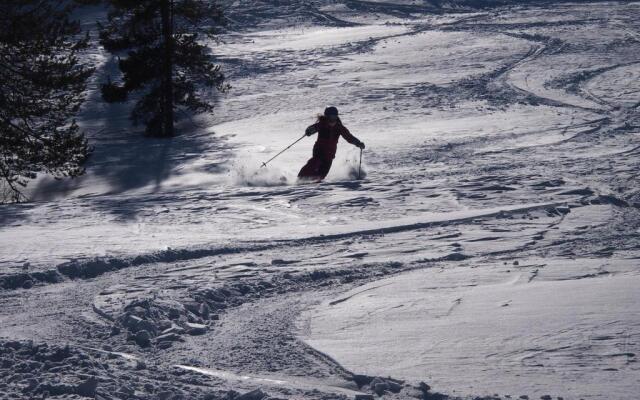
[2,1,640,400]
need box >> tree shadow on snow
[30,57,233,220]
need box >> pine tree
[99,0,230,137]
[0,1,93,203]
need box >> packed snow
[2,1,640,400]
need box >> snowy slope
[1,1,640,400]
[302,258,640,399]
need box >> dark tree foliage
[99,0,230,137]
[0,1,93,203]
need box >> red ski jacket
[306,119,362,160]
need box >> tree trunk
[160,0,174,137]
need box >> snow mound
[303,258,640,399]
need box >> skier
[298,107,365,181]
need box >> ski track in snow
[2,2,640,400]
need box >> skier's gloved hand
[357,142,365,150]
[305,125,317,136]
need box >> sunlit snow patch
[175,365,367,396]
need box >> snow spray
[229,158,294,187]
[330,150,367,181]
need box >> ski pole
[260,134,306,168]
[358,148,363,180]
